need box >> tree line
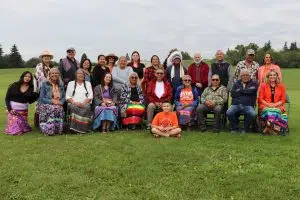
[1,41,300,69]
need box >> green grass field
[0,68,299,200]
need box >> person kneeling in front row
[226,69,258,133]
[151,101,182,138]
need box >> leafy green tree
[25,57,40,68]
[181,51,192,60]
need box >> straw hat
[105,53,119,62]
[39,50,53,59]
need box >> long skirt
[68,104,92,133]
[121,104,145,125]
[176,106,196,125]
[93,105,118,130]
[39,104,64,136]
[261,108,288,133]
[5,102,31,135]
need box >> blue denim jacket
[39,80,66,105]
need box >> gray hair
[128,72,139,81]
[239,69,250,79]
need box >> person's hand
[101,102,106,106]
[165,126,172,131]
[269,103,275,108]
[52,99,60,105]
[10,110,16,115]
[196,83,202,88]
[205,100,212,107]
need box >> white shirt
[155,81,165,98]
[66,81,93,103]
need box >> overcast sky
[1,0,300,62]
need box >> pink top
[258,64,282,84]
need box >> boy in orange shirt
[151,101,182,138]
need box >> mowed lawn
[0,68,299,200]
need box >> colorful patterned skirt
[39,104,64,136]
[68,104,92,133]
[93,105,118,130]
[261,108,288,133]
[121,104,145,125]
[5,102,31,135]
[176,106,196,125]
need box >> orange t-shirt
[180,87,193,104]
[152,111,179,128]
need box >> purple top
[103,88,110,99]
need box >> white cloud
[0,0,299,62]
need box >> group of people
[4,47,288,137]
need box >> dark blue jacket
[174,85,199,107]
[231,80,258,106]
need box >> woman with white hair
[174,75,199,129]
[39,68,65,136]
[120,72,145,129]
[66,69,93,133]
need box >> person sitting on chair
[146,68,172,130]
[226,69,258,133]
[151,101,182,138]
[197,74,228,133]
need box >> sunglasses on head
[212,79,220,81]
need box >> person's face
[173,58,181,65]
[216,51,224,61]
[264,54,272,64]
[76,71,85,81]
[151,56,159,66]
[119,58,127,68]
[183,77,191,87]
[83,60,90,70]
[241,73,250,83]
[246,54,254,62]
[162,103,171,112]
[155,70,164,81]
[194,54,201,63]
[132,53,140,62]
[50,70,59,81]
[42,56,51,63]
[211,76,220,87]
[23,73,32,83]
[67,50,75,58]
[108,57,115,64]
[130,75,138,85]
[269,72,277,82]
[104,74,112,84]
[98,56,106,66]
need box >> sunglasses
[67,51,75,53]
[212,79,220,81]
[156,72,164,75]
[183,80,191,82]
[131,77,138,79]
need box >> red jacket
[258,83,286,112]
[146,80,173,103]
[188,62,209,88]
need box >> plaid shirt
[201,85,228,105]
[234,60,259,82]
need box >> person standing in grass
[5,71,39,135]
[66,69,93,134]
[233,49,259,83]
[39,68,65,136]
[93,73,119,133]
[208,50,233,91]
[188,52,209,96]
[197,74,228,133]
[226,69,258,133]
[258,53,282,84]
[151,101,182,138]
[174,75,199,130]
[92,55,110,87]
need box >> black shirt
[130,87,139,102]
[5,82,39,111]
[92,65,110,87]
[127,63,145,79]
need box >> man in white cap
[233,49,259,83]
[166,52,187,100]
[58,47,80,90]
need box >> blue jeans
[226,104,256,132]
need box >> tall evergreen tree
[283,41,288,51]
[80,53,87,64]
[9,44,24,68]
[126,53,130,61]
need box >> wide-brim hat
[105,53,119,62]
[39,50,53,59]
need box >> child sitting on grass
[151,101,182,138]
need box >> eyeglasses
[183,80,191,82]
[156,73,164,75]
[131,77,138,79]
[211,79,220,81]
[67,51,75,53]
[241,74,250,77]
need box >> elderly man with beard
[187,52,209,96]
[227,69,258,133]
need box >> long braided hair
[72,69,89,98]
